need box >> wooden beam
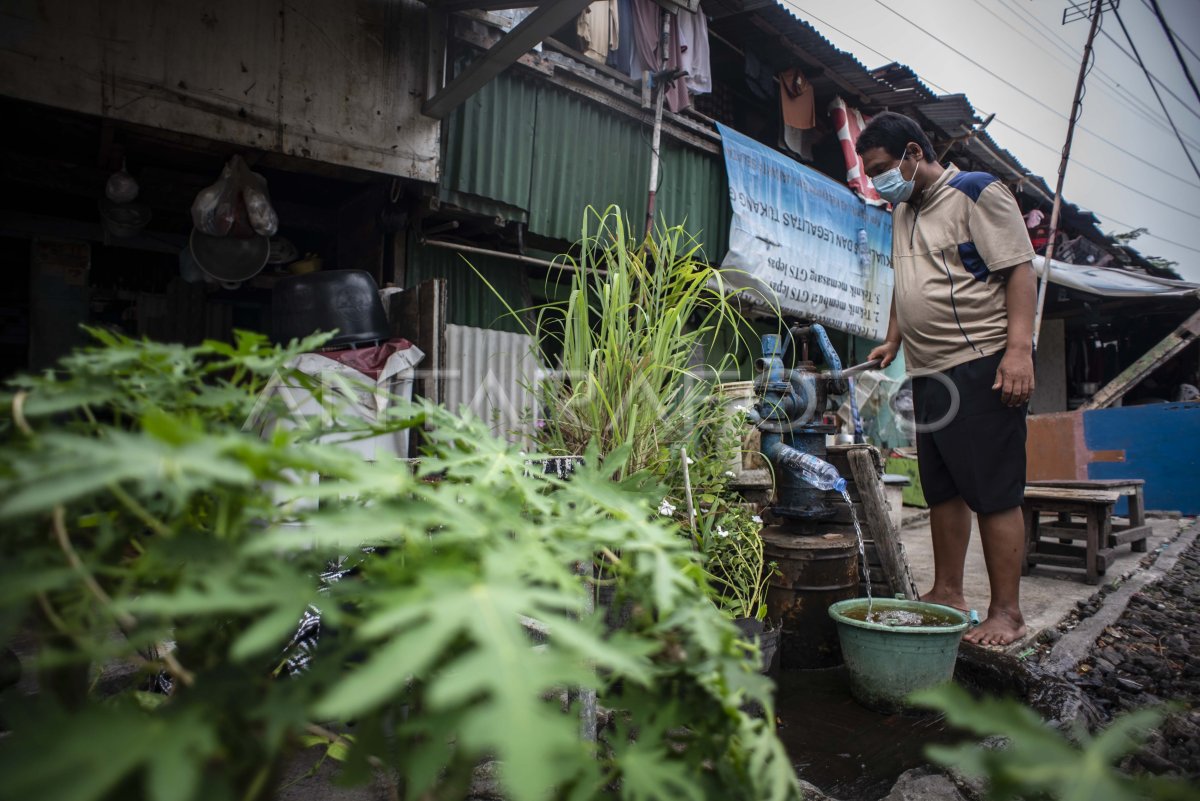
[1023,487,1122,504]
[422,0,593,119]
[434,1,549,11]
[1082,308,1200,410]
[847,447,919,600]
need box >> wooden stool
[1022,487,1120,584]
[1026,479,1151,553]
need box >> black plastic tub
[272,270,390,349]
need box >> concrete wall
[0,0,439,182]
[1031,317,1067,414]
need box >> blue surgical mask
[872,153,918,204]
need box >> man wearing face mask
[855,111,1037,647]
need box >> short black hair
[854,111,937,163]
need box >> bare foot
[963,608,1026,646]
[920,589,968,613]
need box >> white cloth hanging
[676,8,711,95]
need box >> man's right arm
[868,287,901,367]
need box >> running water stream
[840,488,873,616]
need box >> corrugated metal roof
[741,3,1105,240]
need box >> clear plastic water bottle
[857,228,870,269]
[784,452,847,493]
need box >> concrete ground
[897,512,1191,653]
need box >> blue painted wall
[1084,402,1200,516]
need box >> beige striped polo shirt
[891,164,1035,374]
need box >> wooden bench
[1026,479,1151,553]
[1022,486,1121,585]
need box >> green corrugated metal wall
[441,69,729,259]
[440,67,537,221]
[655,143,730,264]
[405,234,529,334]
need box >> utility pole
[1033,0,1114,348]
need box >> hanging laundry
[829,96,885,205]
[607,0,635,73]
[743,50,775,101]
[628,0,689,112]
[676,7,711,95]
[779,68,815,129]
[578,1,619,64]
[782,125,819,161]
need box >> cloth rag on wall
[578,1,619,64]
[829,96,885,205]
[629,0,689,112]
[779,68,815,129]
[676,8,711,95]
[607,0,635,73]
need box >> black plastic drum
[272,270,390,349]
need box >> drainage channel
[774,667,962,801]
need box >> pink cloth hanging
[829,96,885,205]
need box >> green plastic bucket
[828,598,969,714]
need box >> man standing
[856,112,1037,646]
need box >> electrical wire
[775,0,943,88]
[1088,216,1200,255]
[1094,14,1200,124]
[1112,5,1200,184]
[987,117,1200,221]
[1141,0,1200,66]
[988,0,1200,151]
[775,0,1200,231]
[1018,0,1200,126]
[866,0,1200,187]
[784,0,1197,158]
[1148,0,1200,108]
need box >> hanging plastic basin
[828,597,969,714]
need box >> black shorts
[912,350,1027,515]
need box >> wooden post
[848,448,918,599]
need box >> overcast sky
[778,0,1200,281]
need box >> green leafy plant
[695,503,773,622]
[911,684,1195,801]
[506,206,758,480]
[474,209,778,628]
[0,330,800,801]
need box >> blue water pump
[748,323,850,519]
